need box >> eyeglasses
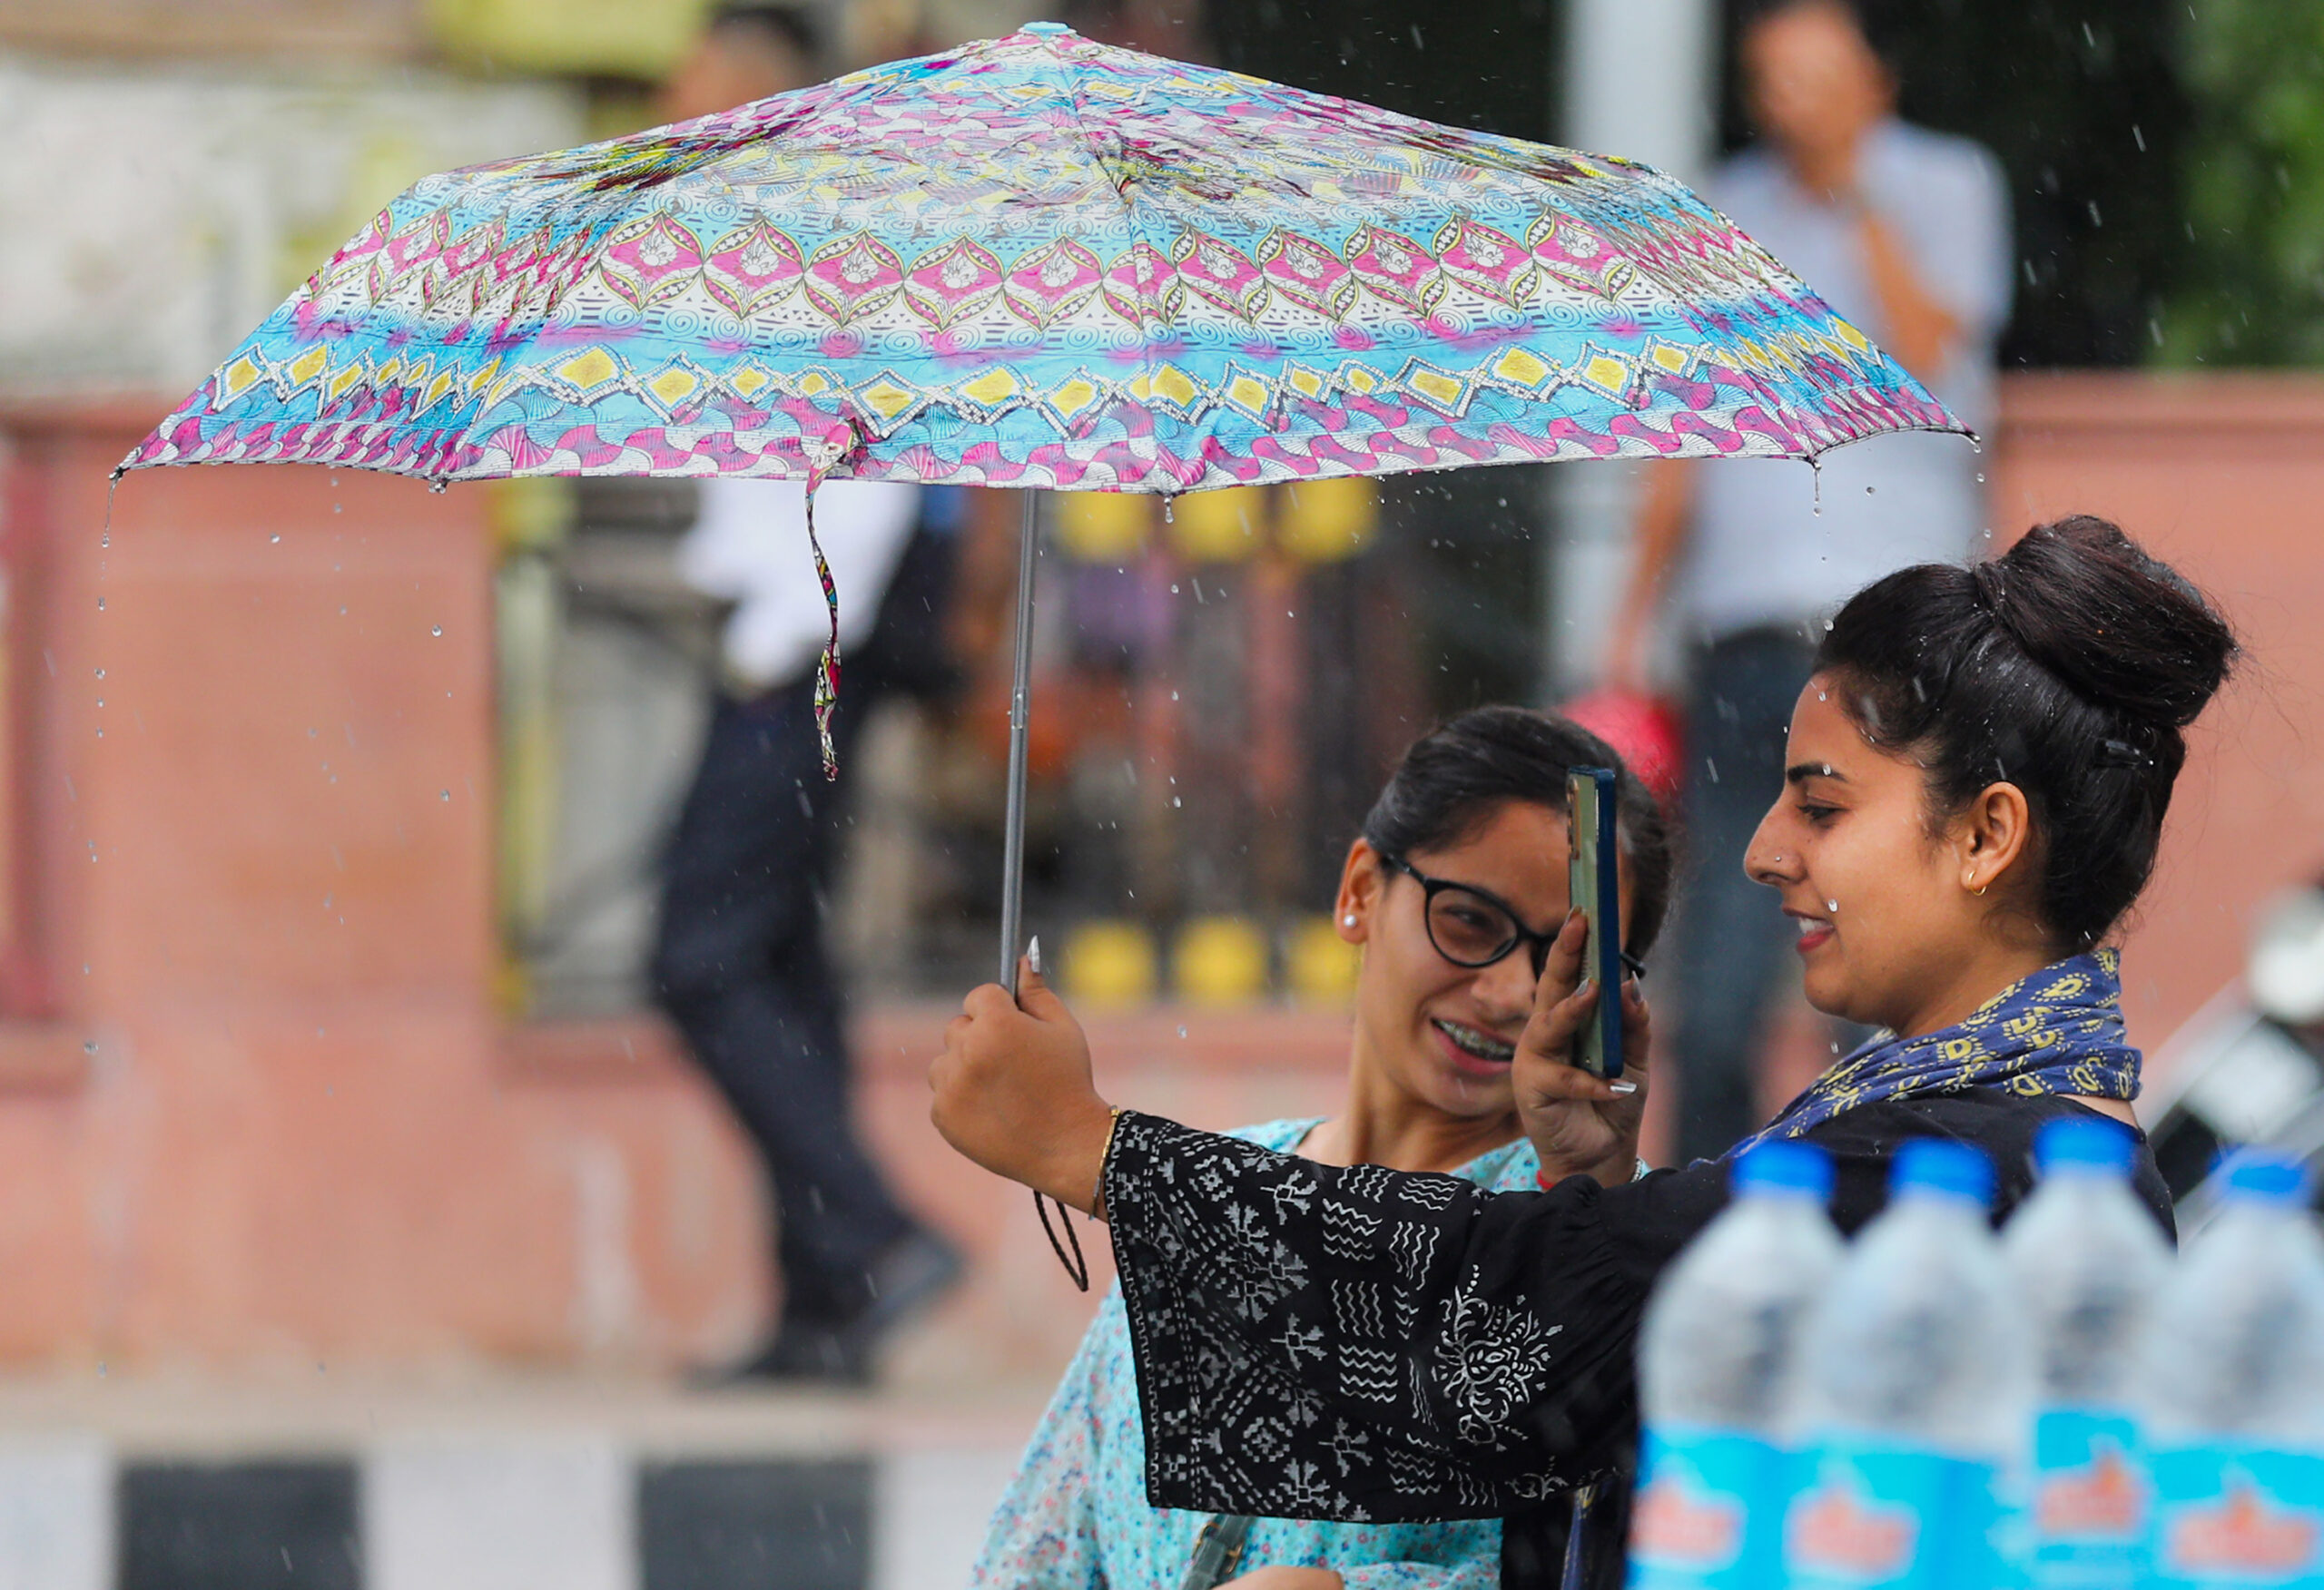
[1382,854,1645,983]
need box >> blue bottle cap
[1891,1138,1995,1206]
[1731,1141,1834,1201]
[2219,1150,2314,1206]
[2036,1116,2137,1176]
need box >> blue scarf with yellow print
[1734,948,2141,1153]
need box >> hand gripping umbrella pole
[1000,492,1092,1291]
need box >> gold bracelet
[1091,1106,1126,1223]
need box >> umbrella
[116,21,1961,1280]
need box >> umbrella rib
[1039,36,1177,493]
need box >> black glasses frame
[1382,853,1647,983]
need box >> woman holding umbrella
[931,515,2235,1588]
[971,707,1671,1589]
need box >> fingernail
[1028,936,1044,977]
[1609,1080,1638,1095]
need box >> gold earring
[1973,883,1988,897]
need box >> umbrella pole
[1000,490,1038,994]
[1000,490,1089,1291]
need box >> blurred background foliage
[2156,0,2324,365]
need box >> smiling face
[1746,676,2042,1036]
[1341,800,1630,1124]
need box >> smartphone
[1566,767,1624,1079]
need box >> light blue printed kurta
[970,1119,1541,1590]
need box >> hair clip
[2095,737,2152,769]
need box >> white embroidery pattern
[1433,1282,1561,1450]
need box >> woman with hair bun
[931,517,2238,1590]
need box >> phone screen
[1566,768,1623,1079]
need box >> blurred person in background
[1602,0,2011,1163]
[651,3,967,1384]
[970,708,1670,1590]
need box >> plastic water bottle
[2142,1151,2324,1590]
[1628,1140,1841,1590]
[1785,1138,2030,1590]
[2003,1116,2171,1590]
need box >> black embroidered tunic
[1102,1091,2173,1590]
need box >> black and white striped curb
[0,1438,1019,1590]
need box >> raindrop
[1162,496,1177,524]
[83,1040,96,1055]
[2132,123,2146,153]
[1169,689,1179,702]
[1826,899,1839,912]
[440,790,450,801]
[333,505,342,515]
[430,624,443,637]
[95,700,103,709]
[94,597,104,611]
[1172,795,1182,808]
[1170,584,1180,594]
[271,534,281,544]
[1822,619,1834,632]
[100,533,110,548]
[428,479,448,495]
[1817,690,1828,701]
[1975,472,1985,484]
[1177,1025,1188,1038]
[1864,486,1875,496]
[94,668,103,680]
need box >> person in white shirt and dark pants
[1604,0,2013,1163]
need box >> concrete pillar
[1542,0,1720,698]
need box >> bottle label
[2148,1443,2324,1590]
[1783,1438,2007,1590]
[1629,1425,1788,1590]
[2027,1408,2150,1590]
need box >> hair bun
[1982,516,2236,731]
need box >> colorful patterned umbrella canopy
[119,23,1960,494]
[115,24,1967,1288]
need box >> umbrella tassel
[804,479,842,782]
